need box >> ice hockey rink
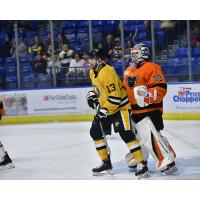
[0,120,200,180]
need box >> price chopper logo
[173,87,200,103]
[43,95,76,101]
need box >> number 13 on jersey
[106,83,116,93]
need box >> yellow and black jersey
[89,64,130,115]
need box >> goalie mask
[88,49,107,72]
[131,43,149,67]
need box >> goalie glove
[94,108,108,121]
[134,86,157,107]
[86,91,99,109]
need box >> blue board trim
[0,82,200,93]
[0,85,92,92]
[167,81,200,85]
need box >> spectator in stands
[45,53,62,75]
[82,51,89,60]
[57,34,69,52]
[97,42,104,51]
[28,36,44,57]
[10,37,28,57]
[82,51,90,70]
[66,52,86,83]
[104,34,115,58]
[160,20,176,29]
[58,44,73,73]
[124,40,134,60]
[160,20,176,45]
[69,52,85,74]
[32,53,47,74]
[110,37,123,62]
[43,33,51,52]
[47,44,53,56]
[127,39,134,49]
[0,37,12,58]
[191,26,200,47]
[44,33,59,53]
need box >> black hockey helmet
[88,49,107,60]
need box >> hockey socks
[127,140,143,164]
[94,139,109,161]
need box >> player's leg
[134,112,177,175]
[125,145,149,171]
[149,111,176,174]
[90,119,113,176]
[105,125,112,139]
[149,110,176,159]
[125,117,150,170]
[0,141,14,170]
[113,110,150,178]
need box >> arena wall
[0,82,200,124]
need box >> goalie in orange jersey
[0,99,14,170]
[123,43,177,175]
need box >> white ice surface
[0,120,200,180]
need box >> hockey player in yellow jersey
[86,49,149,178]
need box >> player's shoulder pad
[144,62,163,73]
[123,65,131,76]
[146,61,161,68]
[99,64,113,74]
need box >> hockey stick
[94,104,111,155]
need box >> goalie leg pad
[135,116,176,170]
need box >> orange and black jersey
[123,61,167,115]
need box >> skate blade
[93,169,114,176]
[0,162,15,171]
[129,167,137,172]
[137,171,151,179]
[162,166,178,176]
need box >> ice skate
[135,161,150,179]
[92,157,114,176]
[0,152,15,170]
[161,161,177,176]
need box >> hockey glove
[86,91,99,109]
[94,108,108,122]
[134,86,157,107]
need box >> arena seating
[0,20,200,90]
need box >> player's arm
[147,65,167,104]
[134,65,167,107]
[86,70,99,109]
[33,46,43,52]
